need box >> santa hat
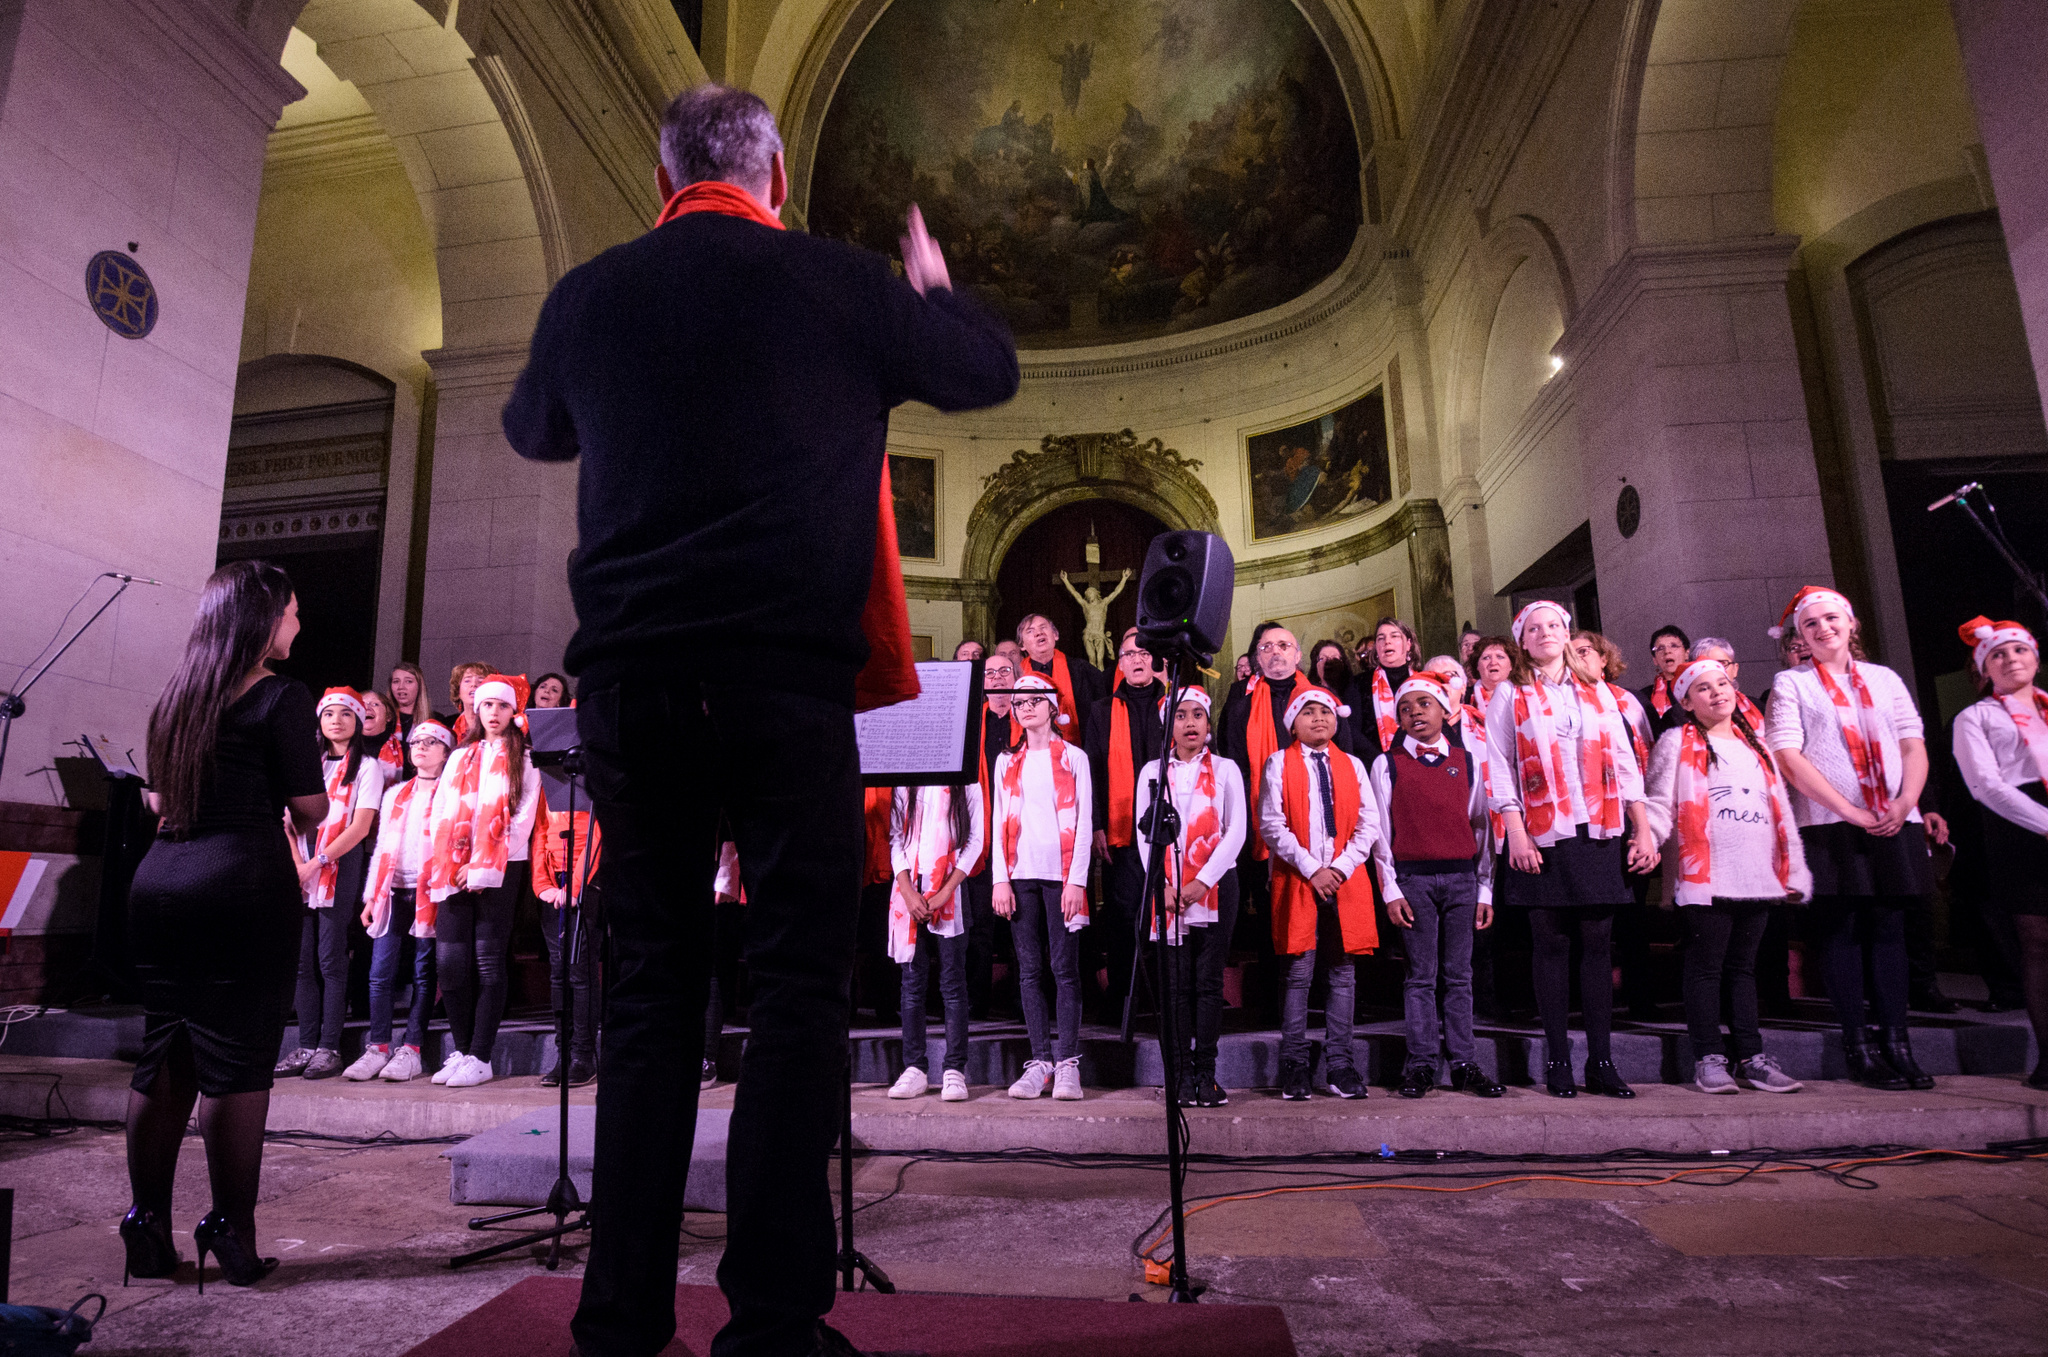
[1423,659,1469,699]
[1393,673,1453,711]
[316,687,366,722]
[1511,600,1571,645]
[1283,685,1350,729]
[1672,658,1727,705]
[1958,615,2036,670]
[1162,686,1212,716]
[1768,586,1853,640]
[1012,672,1070,725]
[408,719,455,750]
[473,674,530,714]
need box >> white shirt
[1764,662,1924,827]
[1135,751,1249,926]
[991,744,1094,890]
[302,752,387,859]
[389,776,438,887]
[1367,735,1494,905]
[1257,743,1380,883]
[1483,673,1647,829]
[889,784,987,891]
[1642,730,1812,902]
[1954,696,2048,835]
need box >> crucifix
[1055,523,1131,671]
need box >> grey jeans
[1279,894,1357,1072]
[899,925,970,1073]
[1398,869,1480,1070]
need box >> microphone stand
[1933,483,2048,620]
[0,576,133,784]
[1136,651,1203,1304]
[452,750,595,1269]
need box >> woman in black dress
[120,560,329,1290]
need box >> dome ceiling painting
[809,0,1366,350]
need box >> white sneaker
[342,1046,391,1081]
[1008,1059,1054,1099]
[1052,1057,1084,1101]
[379,1046,424,1082]
[444,1054,494,1088]
[429,1050,467,1084]
[941,1070,969,1102]
[887,1067,929,1099]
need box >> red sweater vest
[1387,746,1479,869]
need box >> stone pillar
[0,0,300,804]
[417,341,576,687]
[1950,0,2048,418]
[1555,239,1833,684]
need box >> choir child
[993,673,1093,1100]
[1259,685,1380,1101]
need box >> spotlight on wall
[1549,355,1565,374]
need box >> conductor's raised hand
[899,204,952,297]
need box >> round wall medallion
[85,251,158,338]
[1616,484,1641,539]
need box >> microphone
[106,572,165,586]
[1926,482,1980,513]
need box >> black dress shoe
[567,1056,597,1086]
[1397,1064,1434,1099]
[1878,1026,1934,1090]
[193,1211,278,1293]
[119,1206,178,1284]
[541,1059,565,1088]
[1279,1061,1312,1101]
[1449,1062,1504,1098]
[1544,1060,1576,1098]
[1326,1065,1368,1099]
[1842,1032,1908,1090]
[1583,1060,1635,1098]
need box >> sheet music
[856,661,972,779]
[81,731,140,779]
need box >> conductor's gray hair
[1690,636,1737,660]
[658,84,783,190]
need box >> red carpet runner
[403,1277,1297,1357]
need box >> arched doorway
[994,501,1168,661]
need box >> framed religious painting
[888,450,940,561]
[1273,590,1398,664]
[1243,386,1392,542]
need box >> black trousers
[1680,901,1771,1061]
[1167,869,1240,1071]
[571,677,862,1357]
[542,895,600,1065]
[1095,844,1145,1020]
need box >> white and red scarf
[424,739,516,902]
[1370,668,1399,748]
[1814,662,1891,816]
[1670,724,1795,906]
[999,738,1083,913]
[364,776,439,938]
[1151,751,1225,943]
[1997,686,2048,786]
[888,787,967,963]
[374,728,405,780]
[1649,673,1674,718]
[1462,703,1507,850]
[1510,674,1626,845]
[302,755,357,909]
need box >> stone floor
[8,1107,2048,1356]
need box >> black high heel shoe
[1583,1060,1636,1099]
[119,1206,178,1284]
[1544,1060,1576,1097]
[193,1211,277,1293]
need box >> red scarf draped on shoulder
[1370,668,1398,748]
[1029,650,1082,732]
[656,180,919,716]
[1999,686,2048,785]
[1106,669,1137,847]
[1241,674,1291,860]
[863,787,895,885]
[1000,737,1081,884]
[1814,661,1891,816]
[1270,743,1377,955]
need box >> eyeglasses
[1255,639,1296,654]
[1013,695,1051,708]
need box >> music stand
[451,706,596,1269]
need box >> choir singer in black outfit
[503,85,1019,1357]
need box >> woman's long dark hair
[148,560,294,835]
[1309,639,1352,692]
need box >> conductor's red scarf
[655,181,921,714]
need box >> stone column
[417,341,576,687]
[0,0,300,804]
[1950,0,2048,418]
[1554,238,1834,683]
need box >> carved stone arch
[954,431,1220,644]
[1443,214,1575,487]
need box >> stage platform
[402,1276,1297,1357]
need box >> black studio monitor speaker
[1135,531,1234,662]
